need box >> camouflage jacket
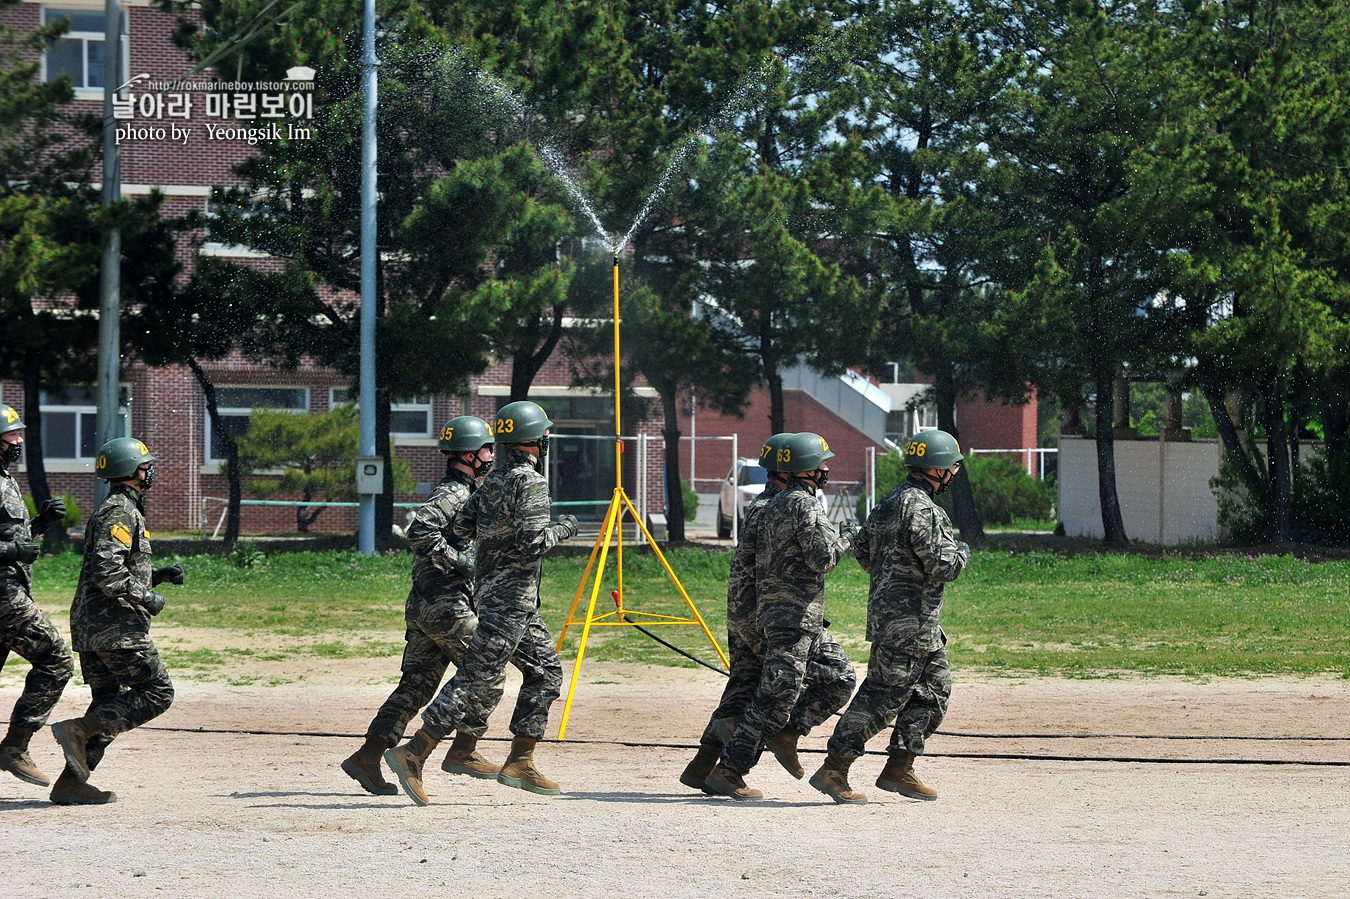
[854,474,970,652]
[0,465,35,590]
[71,483,156,651]
[406,468,477,614]
[451,447,569,620]
[725,483,779,639]
[754,479,850,633]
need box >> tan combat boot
[808,752,868,805]
[679,742,722,793]
[49,766,117,805]
[765,727,806,779]
[496,736,560,796]
[704,761,764,801]
[441,733,499,779]
[51,710,103,782]
[341,735,398,795]
[0,726,51,787]
[876,749,936,800]
[384,729,439,806]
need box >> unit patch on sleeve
[111,523,133,547]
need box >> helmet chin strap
[930,468,954,495]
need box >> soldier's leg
[717,625,812,776]
[888,647,951,757]
[419,611,522,742]
[430,606,505,777]
[0,587,75,784]
[700,630,763,745]
[91,647,175,736]
[495,610,563,795]
[788,627,856,735]
[825,641,925,760]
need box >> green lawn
[22,545,1350,679]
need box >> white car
[716,456,827,539]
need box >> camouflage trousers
[77,646,175,770]
[702,628,855,746]
[420,606,562,742]
[0,579,74,731]
[366,599,504,744]
[827,640,951,759]
[720,626,857,774]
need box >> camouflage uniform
[365,469,504,745]
[68,484,174,756]
[0,466,74,732]
[419,448,567,741]
[720,479,854,774]
[827,474,969,759]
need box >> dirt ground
[2,657,1348,899]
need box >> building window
[39,386,130,460]
[331,389,430,437]
[43,7,128,90]
[206,386,308,462]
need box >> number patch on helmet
[907,441,927,457]
[777,447,791,463]
[496,418,514,434]
[441,425,454,441]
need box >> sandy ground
[2,659,1349,899]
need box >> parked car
[716,456,827,539]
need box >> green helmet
[759,432,794,472]
[0,404,23,435]
[438,416,495,454]
[95,437,155,480]
[903,429,964,469]
[493,401,553,443]
[777,432,834,474]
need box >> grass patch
[22,546,1350,678]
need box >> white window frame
[205,386,309,464]
[41,6,129,94]
[390,395,433,438]
[38,386,130,462]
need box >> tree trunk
[1317,380,1348,496]
[189,359,241,546]
[21,351,68,548]
[376,387,394,547]
[1094,367,1129,545]
[1203,385,1267,497]
[933,360,985,542]
[661,387,685,542]
[509,304,565,402]
[1263,376,1292,542]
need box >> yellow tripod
[554,252,729,739]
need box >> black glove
[4,540,41,564]
[838,520,859,544]
[33,497,66,532]
[152,564,185,586]
[556,514,580,539]
[139,590,166,616]
[452,550,476,580]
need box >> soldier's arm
[799,498,848,574]
[89,510,154,608]
[408,494,468,575]
[513,477,563,559]
[912,508,970,583]
[853,515,875,573]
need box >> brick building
[3,1,1033,537]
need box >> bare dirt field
[3,658,1348,899]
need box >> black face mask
[537,435,550,459]
[0,441,20,464]
[470,450,493,477]
[140,463,155,491]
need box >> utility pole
[356,0,380,553]
[94,0,122,504]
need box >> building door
[549,424,616,521]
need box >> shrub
[680,476,698,523]
[1213,447,1350,544]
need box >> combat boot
[341,735,398,795]
[384,729,439,806]
[765,727,805,779]
[496,736,560,796]
[49,766,116,805]
[0,726,51,786]
[51,710,103,782]
[876,749,936,800]
[808,752,868,805]
[441,733,499,779]
[679,742,721,794]
[704,761,763,801]
[711,716,740,745]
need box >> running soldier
[811,429,969,804]
[50,437,183,805]
[341,416,505,795]
[386,401,579,805]
[679,432,792,792]
[0,403,75,788]
[706,432,858,800]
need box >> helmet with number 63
[758,432,794,472]
[776,432,834,473]
[903,429,963,470]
